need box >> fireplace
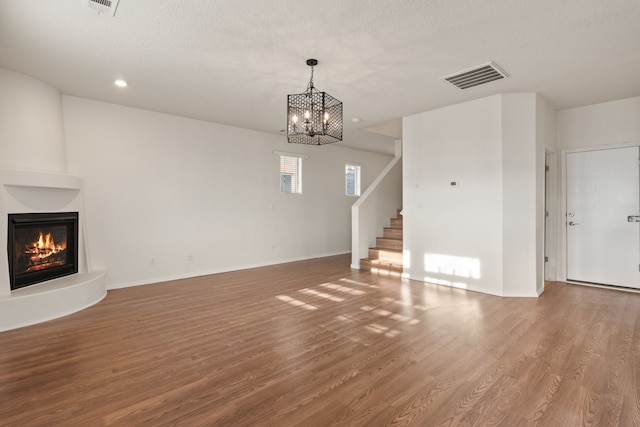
[7,212,79,291]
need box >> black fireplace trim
[7,212,79,291]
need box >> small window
[345,164,361,196]
[280,155,302,193]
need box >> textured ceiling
[1,0,639,155]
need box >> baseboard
[107,251,351,290]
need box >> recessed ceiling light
[352,117,362,123]
[114,79,128,87]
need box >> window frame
[345,163,361,197]
[278,153,304,194]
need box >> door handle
[568,221,580,226]
[628,216,640,223]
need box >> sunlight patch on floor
[299,288,344,302]
[361,305,421,325]
[390,313,409,322]
[276,295,318,310]
[339,278,379,289]
[365,323,400,337]
[277,274,422,343]
[373,309,392,317]
[335,314,356,322]
[370,267,402,277]
[320,283,365,295]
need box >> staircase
[359,209,403,275]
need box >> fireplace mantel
[0,168,82,190]
[0,168,106,332]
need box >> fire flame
[26,231,66,261]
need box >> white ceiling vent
[82,0,120,17]
[441,62,508,90]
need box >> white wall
[501,94,537,296]
[0,69,67,173]
[557,97,640,150]
[62,97,391,289]
[403,93,548,297]
[403,95,505,295]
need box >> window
[345,164,361,196]
[280,155,302,193]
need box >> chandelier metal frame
[287,59,343,145]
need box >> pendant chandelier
[287,59,343,145]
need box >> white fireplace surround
[0,169,106,332]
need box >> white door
[566,147,640,288]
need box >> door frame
[544,147,558,282]
[559,141,640,284]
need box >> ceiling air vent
[441,62,508,90]
[82,0,120,17]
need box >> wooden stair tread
[369,247,402,253]
[361,258,402,267]
[389,218,403,229]
[383,227,403,239]
[375,237,402,251]
[360,258,403,273]
[360,208,403,274]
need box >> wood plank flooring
[2,254,640,426]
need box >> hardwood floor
[2,254,640,426]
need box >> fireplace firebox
[7,212,79,291]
